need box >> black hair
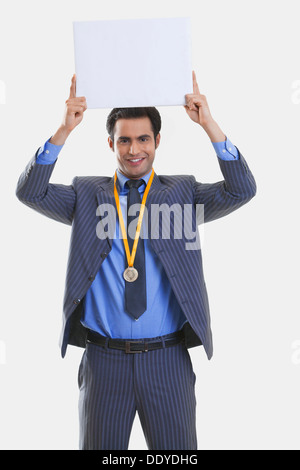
[106,107,162,143]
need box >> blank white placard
[73,17,193,109]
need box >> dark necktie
[124,179,147,319]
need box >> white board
[73,17,193,109]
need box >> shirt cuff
[212,137,239,161]
[36,137,64,165]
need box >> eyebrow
[117,134,152,140]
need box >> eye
[119,138,128,144]
[140,137,149,142]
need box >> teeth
[130,158,142,162]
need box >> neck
[118,168,152,180]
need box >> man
[16,71,256,450]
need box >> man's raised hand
[184,70,226,142]
[63,74,87,132]
[50,75,87,146]
[184,71,213,127]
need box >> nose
[129,141,139,155]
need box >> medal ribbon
[114,168,154,268]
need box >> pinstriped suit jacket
[16,149,256,359]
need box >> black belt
[86,330,185,354]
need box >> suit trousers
[78,339,197,450]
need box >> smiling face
[108,117,161,180]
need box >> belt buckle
[125,340,144,354]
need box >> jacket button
[101,252,108,259]
[73,298,81,305]
[88,275,95,281]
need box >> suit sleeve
[193,148,257,223]
[16,150,76,226]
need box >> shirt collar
[116,168,153,193]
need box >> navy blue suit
[16,147,256,449]
[16,147,256,359]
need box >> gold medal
[123,267,139,282]
[114,168,154,282]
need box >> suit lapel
[96,176,116,250]
[146,172,170,243]
[147,171,168,201]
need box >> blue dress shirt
[36,135,238,338]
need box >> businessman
[16,71,256,450]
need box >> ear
[108,136,114,152]
[155,133,161,149]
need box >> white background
[0,0,299,450]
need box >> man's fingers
[186,90,207,108]
[66,97,87,111]
[185,93,200,110]
[66,96,87,105]
[192,70,200,95]
[68,104,87,114]
[69,74,76,99]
